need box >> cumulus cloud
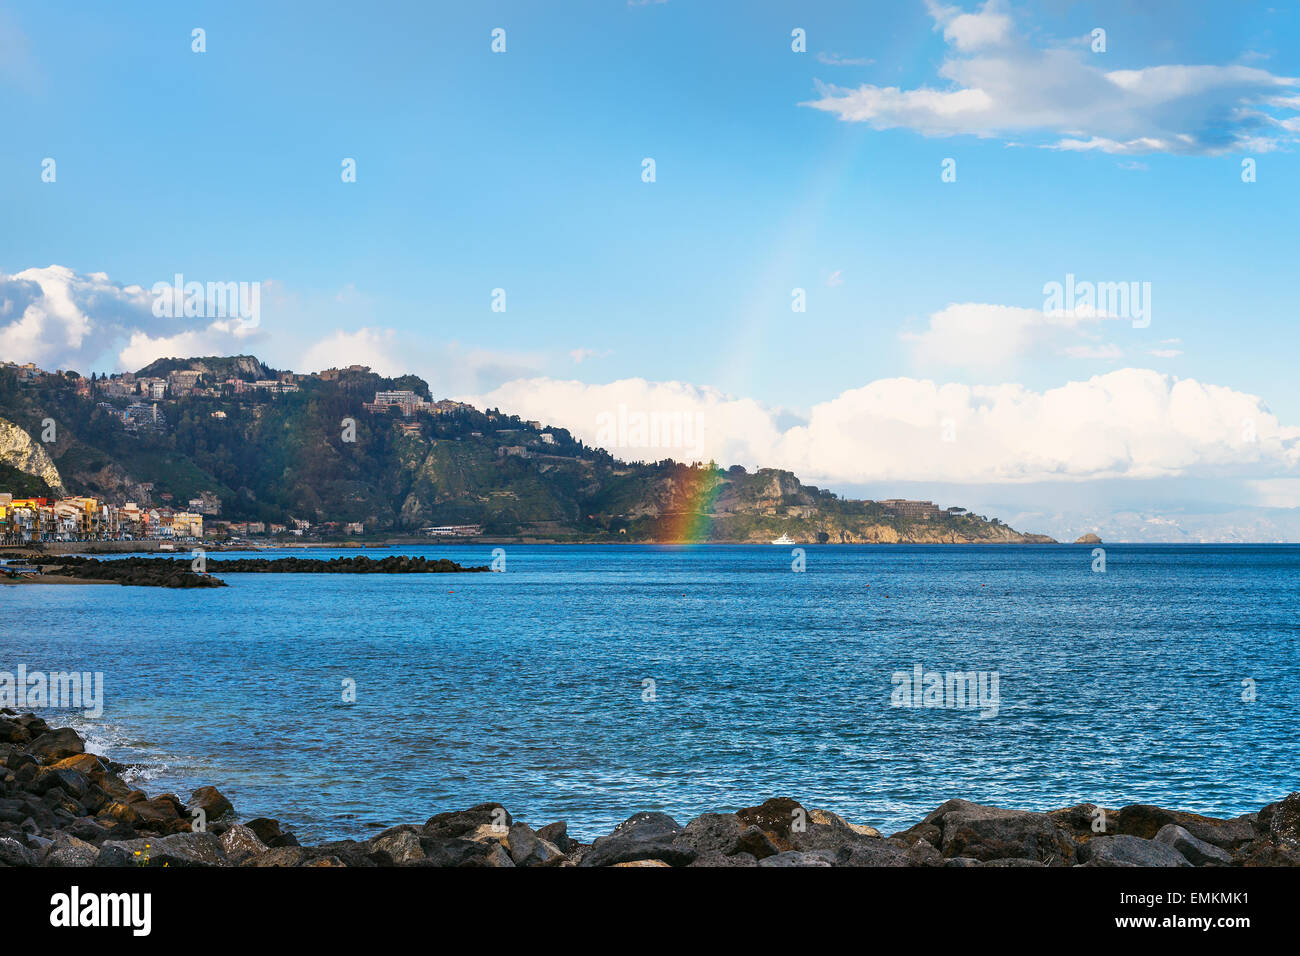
[0,265,260,371]
[0,264,547,394]
[801,0,1299,155]
[466,369,1300,485]
[902,302,1126,367]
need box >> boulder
[462,842,514,867]
[368,826,427,865]
[424,804,512,841]
[0,719,31,745]
[301,840,375,868]
[1267,793,1300,847]
[96,800,143,828]
[1154,824,1232,866]
[418,837,506,867]
[507,824,566,867]
[218,824,269,864]
[100,832,229,867]
[1232,839,1300,867]
[922,798,999,827]
[1115,804,1255,850]
[792,808,885,855]
[1047,803,1114,843]
[890,821,943,848]
[733,825,783,860]
[44,834,100,867]
[940,807,1076,864]
[188,786,234,822]
[672,813,746,857]
[579,812,696,868]
[0,835,37,867]
[239,846,306,867]
[1076,835,1191,867]
[245,817,296,847]
[537,821,578,854]
[133,796,184,831]
[735,797,804,850]
[904,840,944,867]
[835,839,912,867]
[27,728,84,764]
[32,767,89,799]
[50,753,108,776]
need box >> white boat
[771,533,795,545]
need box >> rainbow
[656,466,724,544]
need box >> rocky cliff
[0,416,65,495]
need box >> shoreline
[2,710,1297,868]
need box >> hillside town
[0,493,205,545]
[0,492,489,545]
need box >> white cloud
[0,266,542,394]
[0,265,258,372]
[927,0,1012,51]
[466,369,1300,486]
[901,302,1125,367]
[802,2,1299,155]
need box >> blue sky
[2,1,1299,539]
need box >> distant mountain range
[0,355,1056,543]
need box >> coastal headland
[2,712,1296,868]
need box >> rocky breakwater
[2,713,1297,868]
[35,554,490,589]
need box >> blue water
[2,544,1298,842]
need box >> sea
[2,543,1297,843]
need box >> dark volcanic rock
[27,728,84,764]
[5,710,1300,869]
[368,826,426,865]
[735,797,804,851]
[0,836,38,867]
[580,812,696,868]
[218,824,269,864]
[188,785,234,822]
[939,806,1076,865]
[1115,804,1256,850]
[672,813,746,857]
[507,823,566,867]
[100,832,229,867]
[1154,824,1232,866]
[536,821,578,854]
[424,803,512,841]
[1077,835,1191,867]
[1266,793,1300,847]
